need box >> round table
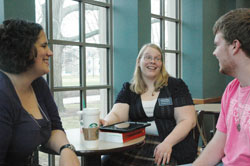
[39,128,145,166]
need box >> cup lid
[82,108,99,115]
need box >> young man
[193,8,250,166]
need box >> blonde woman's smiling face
[139,46,162,80]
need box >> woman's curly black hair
[0,19,43,74]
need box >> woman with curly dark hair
[0,19,80,166]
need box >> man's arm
[193,130,226,166]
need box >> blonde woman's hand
[100,119,109,126]
[153,141,173,166]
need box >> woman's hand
[59,148,80,166]
[100,119,109,126]
[153,141,173,165]
[153,105,196,165]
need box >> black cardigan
[115,77,197,164]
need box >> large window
[35,0,113,130]
[151,0,181,77]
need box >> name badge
[158,97,173,106]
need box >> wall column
[0,0,4,23]
[4,0,35,21]
[113,0,150,98]
[182,0,234,102]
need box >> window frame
[151,0,181,77]
[39,0,113,117]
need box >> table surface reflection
[67,128,145,154]
[39,128,145,166]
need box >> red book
[99,128,145,143]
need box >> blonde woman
[101,43,197,166]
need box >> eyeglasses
[143,55,162,62]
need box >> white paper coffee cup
[82,108,100,128]
[78,108,100,149]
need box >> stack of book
[99,121,150,143]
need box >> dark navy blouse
[0,71,63,165]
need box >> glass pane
[53,45,80,87]
[35,0,46,31]
[54,91,80,130]
[86,47,107,86]
[165,0,176,18]
[95,0,106,2]
[85,4,107,44]
[165,21,176,50]
[151,0,160,15]
[86,89,108,118]
[151,18,160,47]
[52,0,80,41]
[165,53,176,77]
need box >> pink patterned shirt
[216,79,250,166]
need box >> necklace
[236,90,250,132]
[147,89,155,96]
[29,104,50,128]
[29,88,50,128]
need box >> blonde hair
[130,43,169,94]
